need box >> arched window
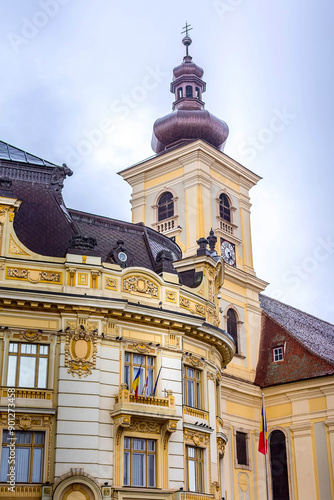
[177,87,183,99]
[158,192,174,221]
[269,430,290,500]
[227,308,238,353]
[195,87,200,99]
[219,193,231,222]
[186,85,193,98]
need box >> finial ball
[182,35,192,47]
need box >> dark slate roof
[69,209,181,269]
[0,140,182,266]
[12,180,76,257]
[259,295,334,364]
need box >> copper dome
[173,55,204,79]
[152,110,229,153]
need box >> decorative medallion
[18,415,32,430]
[184,428,210,446]
[122,275,159,298]
[105,277,117,290]
[64,326,97,378]
[165,290,176,302]
[23,330,41,342]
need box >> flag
[258,400,268,454]
[132,365,142,400]
[143,376,149,397]
[152,366,162,398]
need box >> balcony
[111,385,181,421]
[183,406,208,420]
[217,217,234,236]
[154,216,179,235]
[1,388,54,409]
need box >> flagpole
[262,392,270,500]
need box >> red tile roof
[255,295,334,387]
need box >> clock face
[118,251,128,262]
[221,240,236,266]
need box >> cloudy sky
[1,0,333,323]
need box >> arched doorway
[269,430,290,500]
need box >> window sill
[233,353,246,359]
[234,462,252,471]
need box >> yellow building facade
[0,32,333,500]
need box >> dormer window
[219,193,231,222]
[273,346,284,362]
[177,87,183,99]
[186,85,193,98]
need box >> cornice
[118,140,261,187]
[0,285,235,364]
[224,266,268,293]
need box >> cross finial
[181,22,193,37]
[181,22,193,56]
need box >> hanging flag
[152,366,162,398]
[132,365,142,400]
[258,398,268,455]
[143,375,149,397]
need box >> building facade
[0,32,333,500]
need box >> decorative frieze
[6,266,62,284]
[180,296,206,316]
[184,428,210,446]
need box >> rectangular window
[124,353,155,396]
[273,346,284,362]
[184,366,201,408]
[0,430,44,483]
[186,445,204,493]
[7,343,49,389]
[236,431,248,466]
[123,437,156,487]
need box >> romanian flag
[258,400,268,454]
[132,365,142,400]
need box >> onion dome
[151,32,229,153]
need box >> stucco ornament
[64,326,97,378]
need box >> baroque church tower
[120,32,267,384]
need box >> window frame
[123,437,156,488]
[226,308,238,353]
[219,193,231,222]
[124,352,155,397]
[272,345,284,362]
[6,342,49,389]
[186,445,205,493]
[183,365,202,409]
[157,191,174,222]
[234,427,251,470]
[0,429,45,483]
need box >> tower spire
[151,27,229,154]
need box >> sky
[1,0,333,323]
